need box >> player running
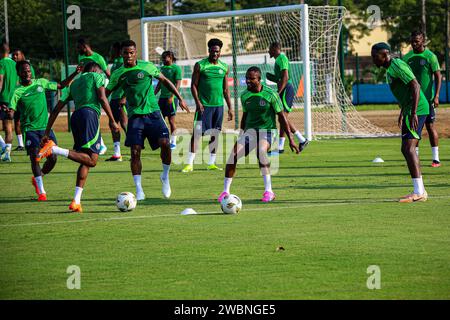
[182,38,233,173]
[154,50,182,150]
[266,42,308,155]
[7,61,81,201]
[11,48,36,152]
[371,42,429,203]
[38,62,119,212]
[105,42,128,162]
[0,41,18,162]
[218,66,299,203]
[403,30,442,167]
[105,40,189,201]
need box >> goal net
[141,4,394,139]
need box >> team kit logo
[137,72,145,79]
[37,86,44,93]
[259,99,266,107]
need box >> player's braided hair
[15,60,31,74]
[207,38,223,49]
[162,50,177,62]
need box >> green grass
[1,133,450,299]
[355,104,450,111]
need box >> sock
[170,135,177,145]
[224,177,232,193]
[52,146,69,157]
[432,147,439,162]
[35,176,46,194]
[415,147,419,156]
[5,143,12,154]
[294,131,306,143]
[17,134,24,147]
[208,153,217,165]
[74,186,83,204]
[187,152,196,166]
[279,137,286,151]
[263,174,273,193]
[0,135,5,149]
[133,175,143,193]
[113,142,121,157]
[412,177,425,195]
[162,164,170,180]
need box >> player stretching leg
[38,62,119,212]
[372,42,429,202]
[218,67,299,203]
[106,40,189,201]
[8,61,81,200]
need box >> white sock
[224,177,232,193]
[432,147,439,162]
[52,145,69,157]
[415,147,419,156]
[162,164,170,180]
[208,153,217,165]
[35,176,46,194]
[101,137,106,147]
[170,135,177,145]
[263,174,273,193]
[5,143,12,151]
[74,186,83,204]
[0,135,5,149]
[279,137,286,150]
[133,175,143,193]
[113,142,121,157]
[412,177,425,195]
[17,134,24,147]
[187,152,196,165]
[294,131,306,143]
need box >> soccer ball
[116,192,137,212]
[220,194,242,214]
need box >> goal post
[140,4,394,139]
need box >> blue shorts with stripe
[71,108,102,154]
[401,114,427,140]
[24,129,57,155]
[125,111,169,150]
[194,106,224,135]
[158,97,178,118]
[280,83,295,113]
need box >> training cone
[180,208,197,215]
[372,157,384,163]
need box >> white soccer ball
[116,192,137,212]
[220,194,242,214]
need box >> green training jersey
[110,57,124,100]
[0,57,18,104]
[62,72,105,116]
[241,85,283,130]
[402,49,440,102]
[197,58,228,107]
[107,60,160,118]
[78,51,108,73]
[274,53,292,85]
[159,64,182,98]
[10,78,58,132]
[386,58,429,116]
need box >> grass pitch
[1,133,449,299]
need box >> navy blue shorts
[237,129,274,156]
[125,111,169,150]
[194,106,224,135]
[71,108,102,154]
[426,101,436,124]
[402,114,427,140]
[110,98,127,123]
[158,97,178,118]
[24,129,57,155]
[280,83,295,113]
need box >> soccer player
[105,40,189,201]
[371,42,429,203]
[38,62,119,212]
[403,30,442,167]
[181,38,233,173]
[218,66,299,203]
[266,42,308,155]
[11,48,36,152]
[106,42,128,161]
[0,41,18,162]
[154,51,182,150]
[8,61,81,201]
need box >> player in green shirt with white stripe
[218,66,299,203]
[403,30,442,167]
[372,42,429,203]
